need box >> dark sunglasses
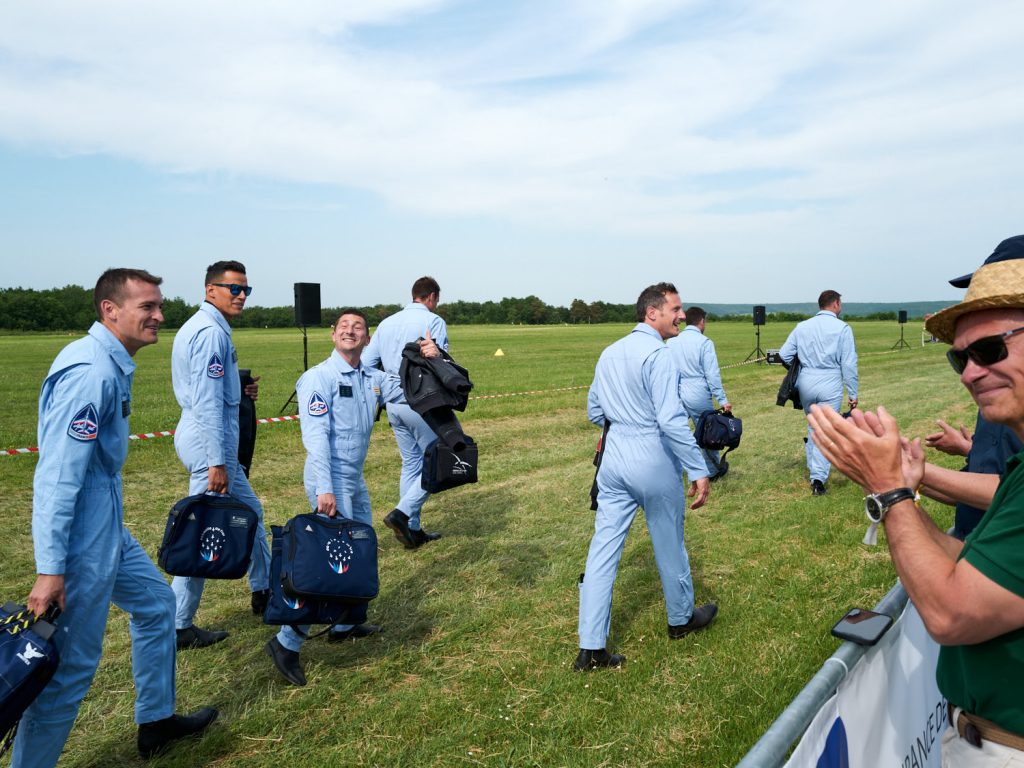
[211,282,253,297]
[946,325,1024,374]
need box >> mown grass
[0,320,974,767]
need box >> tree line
[2,285,910,332]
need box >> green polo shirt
[936,452,1024,734]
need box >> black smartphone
[830,608,894,646]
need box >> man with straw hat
[807,239,1024,765]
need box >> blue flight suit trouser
[11,529,176,768]
[798,372,843,483]
[578,427,695,649]
[385,402,437,531]
[171,450,271,629]
[679,387,723,477]
[276,484,372,652]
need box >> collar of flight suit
[632,322,667,342]
[199,300,234,337]
[328,349,366,377]
[816,310,839,319]
[88,321,136,377]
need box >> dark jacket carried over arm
[399,343,474,450]
[776,355,802,409]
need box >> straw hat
[925,259,1024,343]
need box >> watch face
[865,497,884,523]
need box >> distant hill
[697,301,953,319]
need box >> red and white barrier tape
[3,387,588,455]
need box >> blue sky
[1,1,1021,308]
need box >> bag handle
[1,603,61,636]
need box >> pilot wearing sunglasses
[808,243,1024,766]
[169,260,272,651]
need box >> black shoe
[573,648,625,671]
[327,623,384,643]
[176,625,229,650]
[383,509,416,549]
[668,603,719,639]
[710,461,729,482]
[137,707,218,758]
[409,527,442,547]
[265,637,306,686]
[811,480,827,496]
[251,589,270,616]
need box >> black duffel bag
[421,436,478,493]
[280,513,378,604]
[0,602,60,757]
[158,493,260,579]
[694,409,743,457]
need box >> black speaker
[898,310,907,325]
[294,283,321,327]
[753,305,766,326]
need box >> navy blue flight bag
[280,513,379,604]
[158,493,260,579]
[694,409,743,456]
[0,602,60,757]
[263,526,368,626]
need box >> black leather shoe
[383,509,416,549]
[811,480,827,496]
[327,623,384,643]
[138,707,218,758]
[251,589,270,616]
[265,637,306,686]
[668,603,719,639]
[176,625,228,650]
[573,648,625,671]
[409,528,442,547]
[710,460,729,482]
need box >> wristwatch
[864,488,915,524]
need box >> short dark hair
[635,282,678,323]
[685,306,706,325]
[206,260,247,285]
[93,268,162,320]
[412,276,441,301]
[818,290,841,309]
[332,308,368,327]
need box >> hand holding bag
[158,493,260,579]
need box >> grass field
[0,320,976,767]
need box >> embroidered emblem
[68,404,99,441]
[207,354,225,378]
[307,392,329,417]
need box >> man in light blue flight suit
[576,283,719,672]
[362,276,449,549]
[667,306,732,480]
[12,269,217,766]
[265,309,440,686]
[170,260,271,649]
[779,290,859,496]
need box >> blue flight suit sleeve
[838,325,858,400]
[430,317,450,352]
[647,349,708,481]
[779,327,798,365]
[33,365,105,574]
[376,370,407,405]
[362,332,382,370]
[297,368,334,497]
[187,327,229,466]
[703,340,728,406]
[587,378,605,427]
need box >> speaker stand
[279,326,310,414]
[744,326,766,363]
[891,325,911,351]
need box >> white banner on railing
[785,601,947,768]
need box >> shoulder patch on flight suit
[207,353,225,378]
[68,403,100,441]
[307,392,329,417]
[338,385,353,398]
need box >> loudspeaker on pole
[753,305,766,326]
[898,310,908,325]
[293,283,321,327]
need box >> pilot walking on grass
[170,260,272,649]
[12,269,216,766]
[265,309,439,686]
[576,282,718,672]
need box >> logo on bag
[283,595,305,610]
[68,404,100,441]
[199,526,227,561]
[16,642,44,665]
[452,456,472,476]
[325,536,354,574]
[207,354,225,378]
[229,515,249,528]
[307,392,329,417]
